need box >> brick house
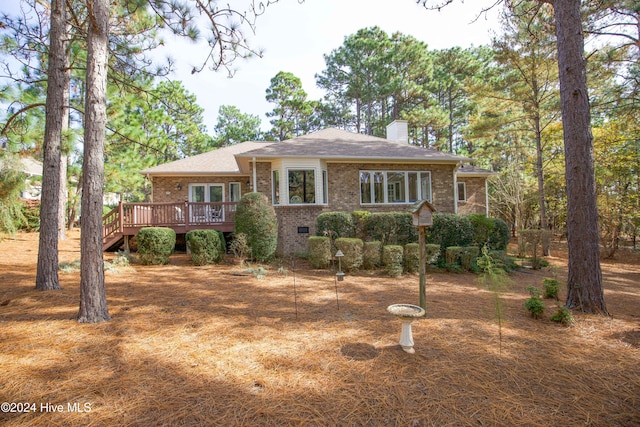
[137,121,493,255]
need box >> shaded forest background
[1,0,638,258]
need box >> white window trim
[188,183,225,202]
[229,182,241,202]
[286,168,318,205]
[457,181,467,202]
[359,170,432,205]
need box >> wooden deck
[103,201,238,251]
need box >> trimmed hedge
[186,229,226,265]
[234,192,278,262]
[334,237,363,271]
[404,243,420,273]
[363,241,382,269]
[382,245,404,278]
[425,244,441,265]
[316,211,355,240]
[366,212,417,246]
[461,246,480,271]
[351,210,371,240]
[427,214,474,258]
[137,227,176,265]
[308,236,331,269]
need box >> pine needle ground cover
[0,231,638,426]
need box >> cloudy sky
[155,0,501,132]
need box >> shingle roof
[141,128,472,176]
[140,141,274,176]
[237,128,470,163]
[456,164,496,176]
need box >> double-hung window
[360,171,431,205]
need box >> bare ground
[0,230,638,426]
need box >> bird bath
[387,304,426,354]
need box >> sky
[153,0,501,133]
[1,0,501,134]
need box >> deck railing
[103,201,238,246]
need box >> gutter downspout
[485,179,490,216]
[453,163,461,214]
[252,157,257,192]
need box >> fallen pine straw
[0,231,638,426]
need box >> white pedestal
[399,320,416,353]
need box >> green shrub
[234,192,278,262]
[137,227,176,265]
[393,212,418,245]
[445,246,465,266]
[543,278,560,300]
[427,214,474,257]
[363,241,382,269]
[382,245,404,278]
[550,305,573,325]
[468,214,495,248]
[488,218,510,250]
[524,286,545,318]
[403,243,420,273]
[488,250,518,272]
[351,210,371,240]
[186,229,226,266]
[308,236,331,269]
[425,244,441,265]
[316,212,354,240]
[366,213,397,245]
[460,246,480,271]
[334,237,363,271]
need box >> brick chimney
[386,120,408,144]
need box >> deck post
[118,202,124,234]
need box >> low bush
[460,246,480,271]
[382,245,404,278]
[425,244,441,265]
[403,243,420,273]
[308,236,331,269]
[363,241,382,269]
[543,278,560,300]
[550,305,573,325]
[186,229,226,266]
[524,286,545,318]
[445,246,465,267]
[137,227,176,265]
[334,237,363,271]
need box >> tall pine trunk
[553,0,607,314]
[35,0,66,291]
[78,0,110,323]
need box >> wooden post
[419,225,426,312]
